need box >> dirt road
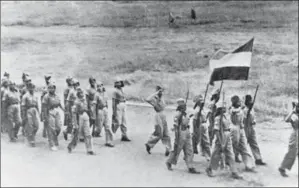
[1,103,298,187]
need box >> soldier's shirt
[18,83,27,99]
[286,113,299,130]
[41,87,48,100]
[112,88,125,102]
[193,108,207,124]
[63,86,72,103]
[242,106,256,126]
[214,115,230,131]
[2,90,20,105]
[67,88,77,103]
[229,106,244,128]
[147,94,166,112]
[95,93,107,109]
[174,111,189,128]
[22,92,39,108]
[42,93,61,108]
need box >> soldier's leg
[200,124,211,159]
[82,113,94,153]
[280,130,298,170]
[53,109,62,147]
[112,105,121,133]
[239,129,255,169]
[146,113,163,149]
[103,109,113,145]
[67,125,79,152]
[32,109,39,144]
[26,109,34,145]
[192,119,200,154]
[96,110,104,136]
[225,135,242,179]
[183,136,195,169]
[206,142,221,176]
[230,126,241,162]
[48,111,56,148]
[14,105,22,138]
[161,117,171,152]
[246,127,262,161]
[120,104,128,138]
[167,137,184,167]
[7,105,16,141]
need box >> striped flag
[209,38,254,85]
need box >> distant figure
[191,8,196,24]
[168,12,175,27]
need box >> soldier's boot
[206,168,215,177]
[63,131,68,141]
[87,151,96,155]
[42,128,47,138]
[278,168,288,177]
[165,149,170,157]
[121,135,131,142]
[188,168,200,174]
[67,146,72,153]
[105,143,114,148]
[245,167,257,173]
[255,159,267,166]
[192,137,198,154]
[231,172,243,179]
[145,144,151,154]
[166,162,173,171]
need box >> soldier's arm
[112,91,118,115]
[72,103,79,129]
[145,91,159,106]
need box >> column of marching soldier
[0,72,298,179]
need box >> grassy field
[1,1,298,122]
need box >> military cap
[27,82,35,89]
[193,94,203,104]
[48,81,56,89]
[211,88,220,96]
[22,73,30,80]
[216,101,226,109]
[177,98,186,106]
[72,79,80,86]
[156,85,164,91]
[231,95,240,105]
[45,75,52,82]
[89,76,96,83]
[114,77,124,87]
[4,72,9,78]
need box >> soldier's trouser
[167,129,194,169]
[209,131,237,173]
[192,121,211,157]
[1,102,8,133]
[112,102,128,137]
[244,125,262,160]
[208,125,214,146]
[48,108,62,147]
[64,111,72,134]
[146,112,171,150]
[280,129,298,170]
[7,104,22,140]
[231,126,254,168]
[25,107,39,144]
[97,108,113,144]
[68,112,93,152]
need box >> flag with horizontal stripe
[209,38,254,85]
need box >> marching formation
[0,71,298,179]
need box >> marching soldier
[1,78,10,133]
[111,78,131,142]
[192,94,211,161]
[67,88,95,155]
[95,83,114,147]
[42,82,64,151]
[86,77,97,136]
[41,75,52,138]
[19,73,32,136]
[63,77,73,138]
[21,83,39,147]
[206,89,220,146]
[63,79,80,141]
[145,86,171,156]
[205,101,243,179]
[278,102,298,177]
[243,94,266,166]
[229,95,256,172]
[2,82,22,142]
[166,98,200,174]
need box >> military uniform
[42,92,62,149]
[166,110,195,170]
[22,91,40,145]
[86,86,97,127]
[95,91,114,146]
[67,94,94,154]
[63,85,72,131]
[207,102,217,145]
[206,113,242,179]
[65,88,77,134]
[229,106,255,170]
[112,87,129,139]
[279,111,298,176]
[243,106,265,163]
[192,110,211,159]
[2,89,22,141]
[145,91,171,154]
[41,86,49,138]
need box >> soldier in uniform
[63,76,73,138]
[145,86,171,156]
[205,101,243,179]
[278,102,298,177]
[192,94,211,161]
[21,83,39,147]
[86,77,97,136]
[95,83,114,147]
[229,95,256,172]
[206,89,220,146]
[63,79,80,141]
[166,98,200,174]
[42,82,64,151]
[2,82,22,142]
[1,78,10,133]
[19,73,32,136]
[243,95,266,166]
[41,75,52,138]
[111,78,131,142]
[67,88,95,155]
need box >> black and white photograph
[1,0,298,187]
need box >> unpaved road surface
[1,103,298,187]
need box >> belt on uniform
[79,110,89,115]
[49,106,59,110]
[8,102,19,106]
[181,125,190,131]
[223,129,230,132]
[27,105,37,109]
